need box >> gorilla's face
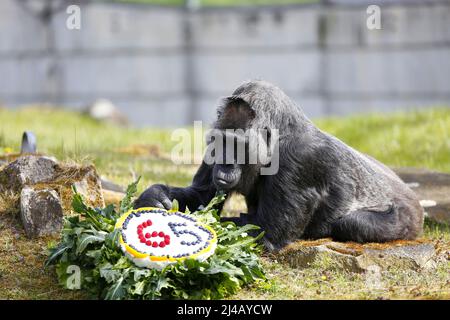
[209,130,245,192]
[208,130,265,194]
[208,98,274,194]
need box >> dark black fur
[134,81,424,251]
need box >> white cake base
[115,207,217,270]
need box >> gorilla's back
[321,131,421,214]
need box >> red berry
[142,222,147,228]
[147,220,152,226]
[158,231,164,237]
[152,231,157,237]
[146,240,152,246]
[164,239,170,245]
[145,233,151,238]
[140,238,146,243]
[159,242,165,248]
[152,242,158,248]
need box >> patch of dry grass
[0,212,87,299]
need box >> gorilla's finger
[161,197,172,210]
[151,201,166,209]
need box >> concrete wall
[0,0,449,127]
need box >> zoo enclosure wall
[0,0,449,127]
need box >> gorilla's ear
[217,98,255,130]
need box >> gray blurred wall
[0,0,449,127]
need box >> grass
[0,105,449,299]
[317,110,450,174]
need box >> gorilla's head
[207,98,274,195]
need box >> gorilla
[134,80,424,251]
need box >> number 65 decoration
[115,208,217,270]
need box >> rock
[0,155,105,212]
[20,187,63,238]
[0,155,105,236]
[71,165,105,209]
[357,243,436,271]
[393,167,450,224]
[101,177,125,193]
[85,99,129,126]
[278,239,436,273]
[0,156,58,192]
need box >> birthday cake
[115,207,217,270]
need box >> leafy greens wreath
[45,180,266,300]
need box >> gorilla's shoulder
[283,133,341,166]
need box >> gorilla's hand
[133,184,172,210]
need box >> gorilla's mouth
[214,177,238,190]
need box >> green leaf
[101,204,118,220]
[131,280,146,296]
[119,177,140,214]
[99,263,122,283]
[105,275,126,300]
[104,229,121,250]
[206,260,244,277]
[45,244,69,268]
[76,232,106,255]
[114,256,131,269]
[71,187,88,214]
[171,199,179,212]
[85,249,102,262]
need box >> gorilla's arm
[133,162,218,212]
[254,170,317,250]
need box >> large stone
[20,187,63,238]
[0,155,105,212]
[278,239,436,273]
[0,156,58,191]
[393,167,450,224]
